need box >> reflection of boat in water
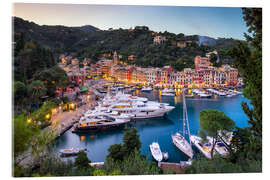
[59,147,87,157]
[149,142,163,162]
[171,94,193,159]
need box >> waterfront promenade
[15,95,98,167]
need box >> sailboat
[171,93,194,159]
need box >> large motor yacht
[94,92,175,119]
[72,115,130,133]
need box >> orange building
[194,56,210,70]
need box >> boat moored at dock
[59,148,87,157]
[190,135,214,159]
[72,115,130,133]
[149,142,163,162]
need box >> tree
[104,149,160,175]
[28,80,47,110]
[33,66,68,97]
[13,81,27,110]
[74,151,91,170]
[107,144,124,161]
[229,8,262,161]
[106,127,141,162]
[14,32,25,56]
[122,127,141,156]
[198,110,235,158]
[13,113,41,157]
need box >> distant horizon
[13,3,248,40]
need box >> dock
[158,162,188,174]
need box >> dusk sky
[13,3,248,40]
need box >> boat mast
[182,93,186,136]
[185,97,191,144]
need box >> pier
[158,162,188,174]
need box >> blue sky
[13,3,248,40]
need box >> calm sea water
[55,90,249,163]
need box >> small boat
[141,86,152,92]
[161,93,175,96]
[190,135,214,159]
[225,94,233,98]
[59,147,87,157]
[149,142,163,162]
[163,152,169,161]
[198,93,212,98]
[185,93,194,98]
[162,88,175,93]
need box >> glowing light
[45,114,50,119]
[27,118,32,123]
[51,108,57,113]
[80,136,86,141]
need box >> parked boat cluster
[61,82,240,162]
[71,91,175,133]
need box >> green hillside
[13,16,239,71]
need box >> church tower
[113,51,119,64]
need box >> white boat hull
[190,135,213,159]
[171,133,193,159]
[149,142,163,162]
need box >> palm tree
[28,80,47,110]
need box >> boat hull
[149,143,163,162]
[171,134,193,159]
[72,121,129,133]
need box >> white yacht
[190,135,214,159]
[109,101,174,119]
[95,92,175,119]
[161,92,175,96]
[207,136,229,156]
[171,94,193,159]
[198,93,212,98]
[141,86,152,92]
[149,142,163,162]
[162,88,175,93]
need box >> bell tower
[113,51,119,64]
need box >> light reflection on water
[55,90,249,163]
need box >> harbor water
[55,89,249,163]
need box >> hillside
[13,16,239,71]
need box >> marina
[55,87,249,163]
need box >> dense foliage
[185,8,262,173]
[229,8,262,161]
[104,127,160,175]
[198,110,235,158]
[14,17,237,71]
